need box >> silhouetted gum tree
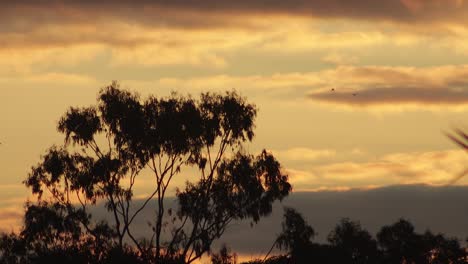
[272,207,314,262]
[23,82,291,263]
[377,219,467,264]
[327,218,379,263]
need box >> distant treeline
[1,206,466,264]
[240,207,467,264]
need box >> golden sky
[2,0,468,231]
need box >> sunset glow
[2,2,468,259]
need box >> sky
[2,0,468,250]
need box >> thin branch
[128,188,159,226]
[262,238,279,263]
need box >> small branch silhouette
[445,128,468,184]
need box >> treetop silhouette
[17,82,292,263]
[255,212,467,264]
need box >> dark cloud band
[309,87,468,106]
[1,0,467,31]
[87,184,468,254]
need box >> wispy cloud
[1,1,468,58]
[287,149,468,191]
[307,65,468,111]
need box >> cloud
[87,184,468,255]
[0,18,390,70]
[0,28,235,69]
[3,4,468,73]
[2,0,468,30]
[0,8,455,51]
[0,1,467,56]
[2,0,468,75]
[310,87,468,107]
[307,65,468,110]
[287,149,468,191]
[109,43,228,68]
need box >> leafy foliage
[276,207,314,257]
[328,218,379,263]
[5,83,291,263]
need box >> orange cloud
[0,1,467,66]
[287,149,468,191]
[3,8,468,74]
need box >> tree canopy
[1,82,291,263]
